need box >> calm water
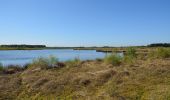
[0,49,107,66]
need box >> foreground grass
[0,49,170,100]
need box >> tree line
[0,45,46,48]
[148,43,170,47]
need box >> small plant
[104,54,122,66]
[66,57,81,67]
[149,48,170,59]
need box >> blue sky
[0,0,170,47]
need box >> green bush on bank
[123,48,137,64]
[104,54,122,66]
[126,47,137,58]
[31,55,59,69]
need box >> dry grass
[0,51,170,100]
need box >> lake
[0,49,107,66]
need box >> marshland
[0,46,170,100]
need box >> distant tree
[148,43,170,47]
[0,45,46,48]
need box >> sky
[0,0,170,47]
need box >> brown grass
[0,52,170,100]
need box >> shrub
[31,56,59,69]
[126,47,137,58]
[104,54,122,66]
[123,48,137,64]
[149,48,170,59]
[31,57,49,69]
[66,57,81,67]
[48,55,59,67]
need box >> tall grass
[104,54,122,66]
[126,47,137,58]
[123,47,137,64]
[149,48,170,59]
[31,55,59,69]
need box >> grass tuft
[30,55,59,69]
[126,47,137,58]
[65,57,81,67]
[123,48,137,64]
[104,54,122,66]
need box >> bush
[31,56,59,69]
[31,57,49,69]
[48,55,59,67]
[126,47,137,58]
[104,54,122,66]
[123,48,137,64]
[149,48,170,59]
[66,57,81,67]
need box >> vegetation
[0,63,3,71]
[104,54,122,66]
[0,45,46,48]
[0,44,46,50]
[31,56,59,69]
[126,47,137,58]
[149,48,170,59]
[96,58,103,62]
[65,57,81,67]
[0,64,24,74]
[123,48,137,64]
[0,47,170,99]
[0,43,169,51]
[148,43,170,47]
